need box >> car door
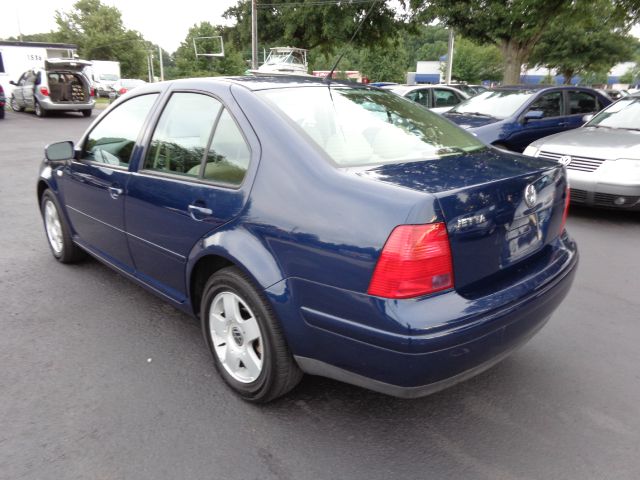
[59,93,160,271]
[565,90,601,129]
[22,71,37,109]
[13,72,28,107]
[125,90,253,300]
[508,90,566,151]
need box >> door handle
[558,122,568,127]
[108,186,123,199]
[188,204,213,220]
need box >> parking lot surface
[1,108,639,480]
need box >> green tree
[529,0,637,84]
[448,38,503,83]
[55,0,148,78]
[408,0,572,84]
[223,0,401,54]
[173,22,247,78]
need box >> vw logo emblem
[559,155,572,166]
[524,184,537,208]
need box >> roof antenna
[324,0,381,83]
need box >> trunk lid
[355,150,567,291]
[45,59,92,73]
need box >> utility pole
[446,29,455,84]
[251,0,258,69]
[158,45,164,81]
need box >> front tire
[40,190,84,263]
[202,267,302,403]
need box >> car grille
[570,189,588,204]
[538,151,605,172]
[594,193,640,207]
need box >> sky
[1,0,239,53]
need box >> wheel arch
[187,228,284,318]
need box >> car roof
[493,85,597,92]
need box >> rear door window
[433,88,460,107]
[82,94,159,167]
[568,91,598,114]
[205,109,251,186]
[144,92,222,177]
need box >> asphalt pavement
[1,107,639,480]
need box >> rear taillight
[119,88,127,95]
[40,87,49,96]
[560,186,570,234]
[368,223,454,299]
[90,87,95,97]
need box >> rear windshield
[258,86,485,167]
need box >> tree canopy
[54,0,148,78]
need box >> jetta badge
[559,155,572,166]
[524,184,537,208]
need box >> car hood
[444,113,502,130]
[529,127,640,160]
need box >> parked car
[444,85,611,152]
[0,84,5,119]
[109,78,147,99]
[524,94,640,210]
[382,84,469,112]
[38,76,577,402]
[10,59,94,117]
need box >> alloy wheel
[44,199,63,255]
[209,291,264,384]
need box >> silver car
[382,84,469,113]
[524,95,640,210]
[9,59,95,118]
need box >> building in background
[0,41,78,95]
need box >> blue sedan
[38,76,577,402]
[444,85,611,152]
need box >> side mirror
[9,80,17,86]
[523,110,544,122]
[582,114,594,123]
[45,141,75,163]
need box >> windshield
[450,89,537,119]
[587,96,640,130]
[258,86,485,167]
[99,74,119,81]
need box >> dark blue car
[444,85,611,152]
[38,77,577,402]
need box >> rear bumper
[40,97,94,111]
[269,234,578,397]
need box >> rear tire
[10,96,24,112]
[82,109,93,118]
[201,266,302,403]
[34,101,47,118]
[40,190,85,263]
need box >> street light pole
[251,0,258,69]
[446,29,454,84]
[158,45,164,81]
